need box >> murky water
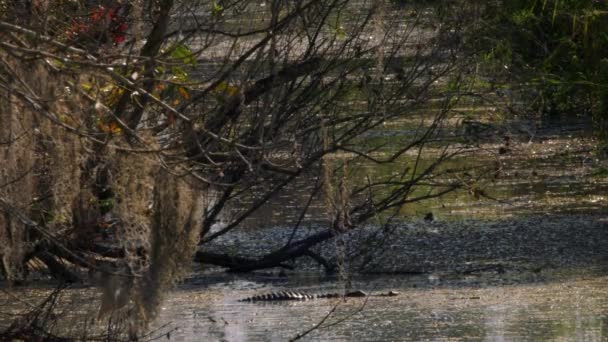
[4,268,608,341]
[2,1,606,339]
[228,116,605,231]
[157,116,608,341]
[2,114,607,341]
[151,269,608,341]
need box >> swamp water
[6,268,608,341]
[158,269,608,341]
[3,119,608,341]
[143,120,608,341]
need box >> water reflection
[228,121,604,230]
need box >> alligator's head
[345,290,367,297]
[344,290,401,297]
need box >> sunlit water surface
[155,270,608,341]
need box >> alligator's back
[239,291,317,302]
[239,289,399,302]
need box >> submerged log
[36,252,80,283]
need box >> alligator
[240,290,399,302]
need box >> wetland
[2,1,608,341]
[3,116,608,341]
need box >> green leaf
[212,2,224,16]
[170,44,196,66]
[171,66,189,82]
[154,66,166,75]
